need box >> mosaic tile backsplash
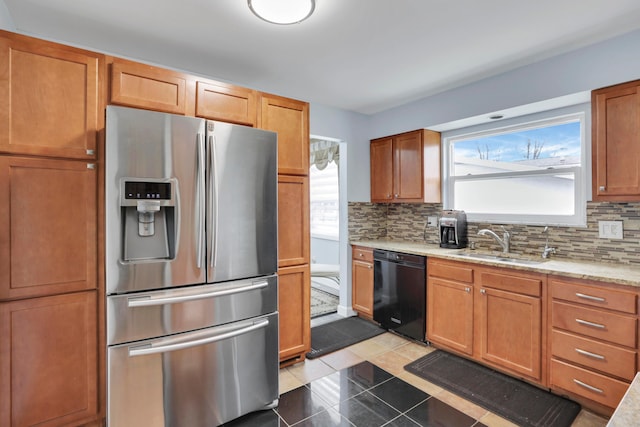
[348,201,640,265]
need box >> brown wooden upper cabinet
[370,129,441,203]
[0,31,102,159]
[196,81,257,126]
[259,94,310,175]
[592,79,640,201]
[109,58,188,115]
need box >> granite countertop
[607,372,640,426]
[351,239,640,288]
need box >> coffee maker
[439,210,467,249]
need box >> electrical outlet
[598,220,623,239]
[427,216,438,227]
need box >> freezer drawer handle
[128,319,269,357]
[127,280,269,307]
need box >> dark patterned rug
[405,350,581,427]
[306,316,385,359]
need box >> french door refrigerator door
[106,106,206,294]
[205,121,278,284]
[107,312,279,427]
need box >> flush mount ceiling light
[248,0,316,25]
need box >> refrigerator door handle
[127,280,270,307]
[128,318,269,357]
[196,132,206,269]
[208,133,219,269]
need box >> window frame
[442,106,589,227]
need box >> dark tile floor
[224,361,487,427]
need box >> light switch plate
[427,216,438,227]
[598,220,623,239]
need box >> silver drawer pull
[575,348,605,360]
[575,293,606,303]
[573,379,604,394]
[575,318,606,329]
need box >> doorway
[309,136,352,325]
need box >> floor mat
[306,316,385,359]
[404,350,581,427]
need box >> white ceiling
[5,0,640,114]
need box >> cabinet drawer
[478,269,542,297]
[352,246,373,263]
[427,259,473,283]
[550,279,637,314]
[550,359,629,409]
[552,301,637,348]
[551,330,636,381]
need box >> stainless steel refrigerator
[105,105,279,427]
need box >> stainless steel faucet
[477,226,510,253]
[542,226,557,259]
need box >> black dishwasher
[373,249,426,341]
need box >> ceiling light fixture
[248,0,316,25]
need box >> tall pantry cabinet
[259,94,311,365]
[0,31,103,427]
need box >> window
[310,161,340,239]
[444,111,586,226]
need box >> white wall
[310,237,339,265]
[316,28,640,202]
[0,0,14,30]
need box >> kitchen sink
[456,252,547,265]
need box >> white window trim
[442,106,589,227]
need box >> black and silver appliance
[105,106,279,427]
[439,209,468,249]
[373,249,426,341]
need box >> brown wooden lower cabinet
[427,276,474,355]
[351,246,374,319]
[0,291,99,427]
[278,264,310,365]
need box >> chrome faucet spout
[477,227,510,253]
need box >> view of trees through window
[448,115,584,224]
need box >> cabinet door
[592,82,640,200]
[394,131,423,201]
[110,59,188,115]
[259,94,309,175]
[0,291,98,427]
[196,81,257,126]
[278,264,310,362]
[427,277,474,354]
[370,138,394,202]
[0,34,101,159]
[478,287,541,381]
[0,156,97,300]
[277,175,310,268]
[352,259,374,318]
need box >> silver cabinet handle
[575,348,605,360]
[87,163,96,169]
[576,318,606,329]
[129,319,269,357]
[599,186,605,191]
[128,280,269,307]
[465,287,471,293]
[367,265,372,269]
[576,293,606,303]
[573,379,604,394]
[480,289,486,294]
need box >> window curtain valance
[310,138,339,170]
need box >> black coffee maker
[439,210,467,249]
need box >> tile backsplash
[348,202,640,265]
